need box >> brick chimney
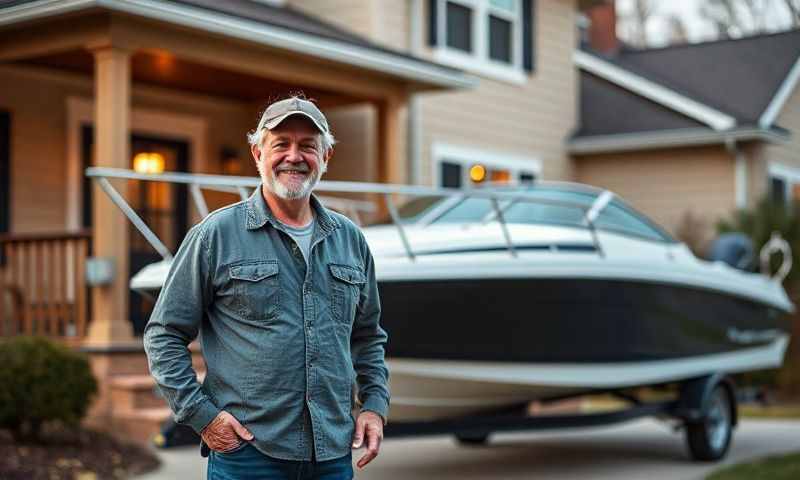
[585,0,618,54]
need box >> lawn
[706,452,800,480]
[739,404,800,419]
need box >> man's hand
[201,410,254,452]
[352,411,383,469]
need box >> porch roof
[0,0,476,91]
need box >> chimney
[585,0,618,54]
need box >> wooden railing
[0,230,91,342]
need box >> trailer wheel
[685,385,734,461]
[455,432,489,446]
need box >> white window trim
[768,162,800,206]
[433,0,526,85]
[432,142,542,187]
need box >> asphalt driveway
[137,418,800,479]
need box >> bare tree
[667,14,689,44]
[784,0,800,26]
[618,0,656,48]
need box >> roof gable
[608,29,800,124]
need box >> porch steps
[108,370,205,444]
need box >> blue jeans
[207,443,353,480]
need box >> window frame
[432,142,541,189]
[434,0,526,84]
[768,162,800,207]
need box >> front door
[82,126,189,335]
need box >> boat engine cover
[708,233,755,271]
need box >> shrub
[717,196,800,394]
[0,336,97,442]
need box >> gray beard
[261,162,326,200]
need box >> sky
[615,0,797,47]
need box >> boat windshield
[420,186,673,242]
[431,187,595,227]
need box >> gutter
[0,0,477,90]
[568,127,789,155]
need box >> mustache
[275,163,311,173]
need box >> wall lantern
[133,152,165,174]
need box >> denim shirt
[143,188,389,461]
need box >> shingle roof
[576,29,800,140]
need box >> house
[574,2,800,248]
[0,0,579,442]
[1,0,798,444]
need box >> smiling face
[251,115,329,201]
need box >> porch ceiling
[19,49,362,107]
[0,0,476,94]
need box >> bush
[0,336,97,442]
[717,197,800,394]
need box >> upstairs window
[429,0,534,83]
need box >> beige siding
[574,146,736,245]
[758,80,800,200]
[418,0,578,185]
[0,65,251,233]
[290,0,409,51]
[288,0,376,41]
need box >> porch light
[133,152,165,174]
[469,164,486,183]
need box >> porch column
[85,46,135,346]
[377,96,406,185]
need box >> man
[143,95,389,480]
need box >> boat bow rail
[85,167,616,261]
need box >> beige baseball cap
[257,97,330,134]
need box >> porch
[0,0,470,442]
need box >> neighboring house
[573,2,800,248]
[0,0,578,442]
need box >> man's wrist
[185,398,222,434]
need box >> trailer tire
[455,432,489,446]
[685,385,734,461]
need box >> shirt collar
[245,185,339,233]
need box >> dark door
[82,126,189,335]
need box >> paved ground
[136,418,800,479]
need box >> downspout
[726,137,747,209]
[408,0,423,185]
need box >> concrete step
[109,371,206,410]
[111,407,173,445]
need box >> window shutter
[428,0,438,46]
[0,110,10,266]
[522,0,535,72]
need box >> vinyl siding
[574,146,736,245]
[758,81,800,201]
[418,0,578,185]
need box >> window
[767,163,800,207]
[429,0,534,83]
[446,2,473,52]
[433,144,540,189]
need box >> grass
[706,452,800,480]
[739,404,800,419]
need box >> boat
[87,167,794,424]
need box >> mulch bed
[0,427,160,480]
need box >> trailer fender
[676,374,738,427]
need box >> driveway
[136,418,800,479]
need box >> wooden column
[85,46,135,347]
[377,95,406,185]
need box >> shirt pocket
[329,263,366,328]
[229,260,281,321]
